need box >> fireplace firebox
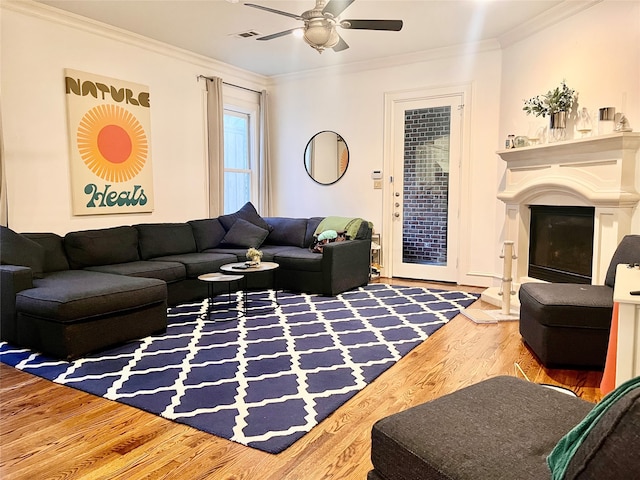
[528,205,595,284]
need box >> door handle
[394,212,400,217]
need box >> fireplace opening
[528,205,595,284]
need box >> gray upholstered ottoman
[518,282,613,368]
[369,376,593,480]
[517,234,640,369]
[369,375,640,480]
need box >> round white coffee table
[197,272,244,320]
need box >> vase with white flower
[246,247,263,266]
[523,80,577,142]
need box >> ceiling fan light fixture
[303,18,338,52]
[246,0,402,54]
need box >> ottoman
[518,234,640,369]
[369,376,594,480]
[518,282,613,368]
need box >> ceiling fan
[244,0,403,53]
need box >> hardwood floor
[0,278,603,480]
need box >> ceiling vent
[231,30,262,39]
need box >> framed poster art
[65,69,154,215]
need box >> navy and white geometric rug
[0,284,477,454]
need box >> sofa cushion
[136,223,196,260]
[220,218,269,249]
[604,234,640,288]
[252,245,297,262]
[64,226,139,269]
[16,270,166,322]
[305,217,324,247]
[274,248,323,272]
[0,226,45,278]
[551,377,640,479]
[85,260,186,283]
[150,252,238,278]
[188,218,226,251]
[370,376,593,480]
[264,217,308,248]
[24,233,70,272]
[218,201,271,232]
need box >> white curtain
[258,90,272,216]
[205,77,224,217]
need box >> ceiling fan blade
[342,19,403,31]
[244,3,302,20]
[257,28,299,41]
[322,0,355,18]
[332,34,350,52]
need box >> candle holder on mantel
[462,241,521,324]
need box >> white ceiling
[35,0,592,77]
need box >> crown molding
[497,0,602,48]
[268,39,501,85]
[1,0,269,90]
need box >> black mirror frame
[304,130,349,185]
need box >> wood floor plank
[0,279,603,479]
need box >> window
[223,110,254,213]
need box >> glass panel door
[390,94,462,282]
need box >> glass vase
[576,108,592,137]
[549,111,567,143]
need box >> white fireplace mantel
[497,132,640,286]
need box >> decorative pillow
[0,226,45,278]
[220,218,269,248]
[188,218,226,251]
[218,202,271,232]
[24,233,70,272]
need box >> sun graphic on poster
[76,104,148,182]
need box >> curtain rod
[197,75,261,94]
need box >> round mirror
[304,131,349,185]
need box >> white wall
[3,1,637,287]
[270,47,503,286]
[270,0,639,287]
[499,0,640,240]
[0,2,267,235]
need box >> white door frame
[382,84,472,283]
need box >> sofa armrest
[321,239,371,296]
[1,265,34,343]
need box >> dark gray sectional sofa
[1,204,372,360]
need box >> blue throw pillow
[0,226,45,278]
[218,202,271,232]
[189,218,227,251]
[220,218,269,248]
